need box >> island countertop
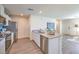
[40,32,61,39]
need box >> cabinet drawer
[33,37,40,47]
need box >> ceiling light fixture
[39,11,42,14]
[20,13,23,16]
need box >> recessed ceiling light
[20,13,23,16]
[39,11,42,14]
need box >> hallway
[9,38,42,54]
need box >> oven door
[5,34,11,53]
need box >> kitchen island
[32,30,62,54]
[40,32,62,54]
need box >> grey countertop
[40,32,61,39]
[32,30,61,39]
[40,33,79,39]
[32,30,79,39]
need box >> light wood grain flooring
[9,38,42,54]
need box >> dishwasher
[40,35,48,54]
[5,33,11,53]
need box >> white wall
[30,15,56,31]
[11,16,30,39]
[29,15,56,40]
[62,19,79,35]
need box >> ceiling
[3,4,79,19]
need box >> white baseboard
[17,37,30,40]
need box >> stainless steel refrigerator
[7,21,18,43]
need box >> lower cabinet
[0,38,5,54]
[48,37,62,54]
[32,31,40,47]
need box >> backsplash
[0,23,7,32]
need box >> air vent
[28,8,34,11]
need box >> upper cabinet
[0,5,11,26]
[0,5,5,16]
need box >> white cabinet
[48,37,62,54]
[0,38,5,54]
[32,31,40,47]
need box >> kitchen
[0,4,79,54]
[0,5,17,54]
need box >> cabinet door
[32,32,40,47]
[48,37,61,54]
[0,39,5,54]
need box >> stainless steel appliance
[40,35,48,54]
[7,21,17,42]
[0,16,6,25]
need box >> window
[47,22,55,31]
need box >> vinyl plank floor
[9,39,42,54]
